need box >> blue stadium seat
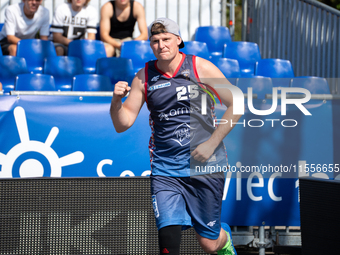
[44,56,84,91]
[180,41,210,60]
[0,24,4,43]
[0,56,28,93]
[68,40,107,74]
[290,76,330,94]
[194,26,232,62]
[15,74,56,91]
[255,58,294,78]
[120,40,155,74]
[96,57,135,87]
[72,74,112,91]
[223,42,261,77]
[255,58,294,87]
[16,39,57,74]
[216,58,241,85]
[236,76,273,99]
[0,32,2,56]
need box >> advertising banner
[0,95,338,226]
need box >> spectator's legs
[104,43,114,57]
[55,46,65,56]
[8,44,17,56]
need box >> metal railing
[0,0,233,42]
[242,0,340,94]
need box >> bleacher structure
[0,0,339,255]
[242,0,340,93]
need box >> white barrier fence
[0,0,232,41]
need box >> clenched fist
[113,81,131,99]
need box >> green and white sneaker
[217,223,237,255]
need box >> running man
[110,18,241,255]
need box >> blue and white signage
[0,95,338,226]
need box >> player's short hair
[67,0,91,7]
[150,23,168,35]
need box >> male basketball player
[110,18,241,255]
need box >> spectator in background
[50,0,113,56]
[100,0,148,57]
[0,0,50,56]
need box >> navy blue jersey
[144,53,227,177]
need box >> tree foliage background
[318,0,340,10]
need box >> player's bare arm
[110,68,146,133]
[191,57,243,163]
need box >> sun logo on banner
[0,106,84,178]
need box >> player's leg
[195,228,227,254]
[196,223,237,255]
[158,225,182,255]
[219,223,237,255]
[183,172,237,254]
[150,175,192,254]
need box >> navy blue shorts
[150,172,225,240]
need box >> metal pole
[166,0,169,18]
[199,0,202,27]
[241,0,248,41]
[177,0,180,26]
[230,0,235,40]
[210,0,213,25]
[155,0,158,18]
[221,0,227,27]
[259,226,265,255]
[188,0,190,40]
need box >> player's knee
[158,225,181,255]
[200,241,220,254]
[197,236,221,254]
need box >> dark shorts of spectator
[0,38,12,55]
